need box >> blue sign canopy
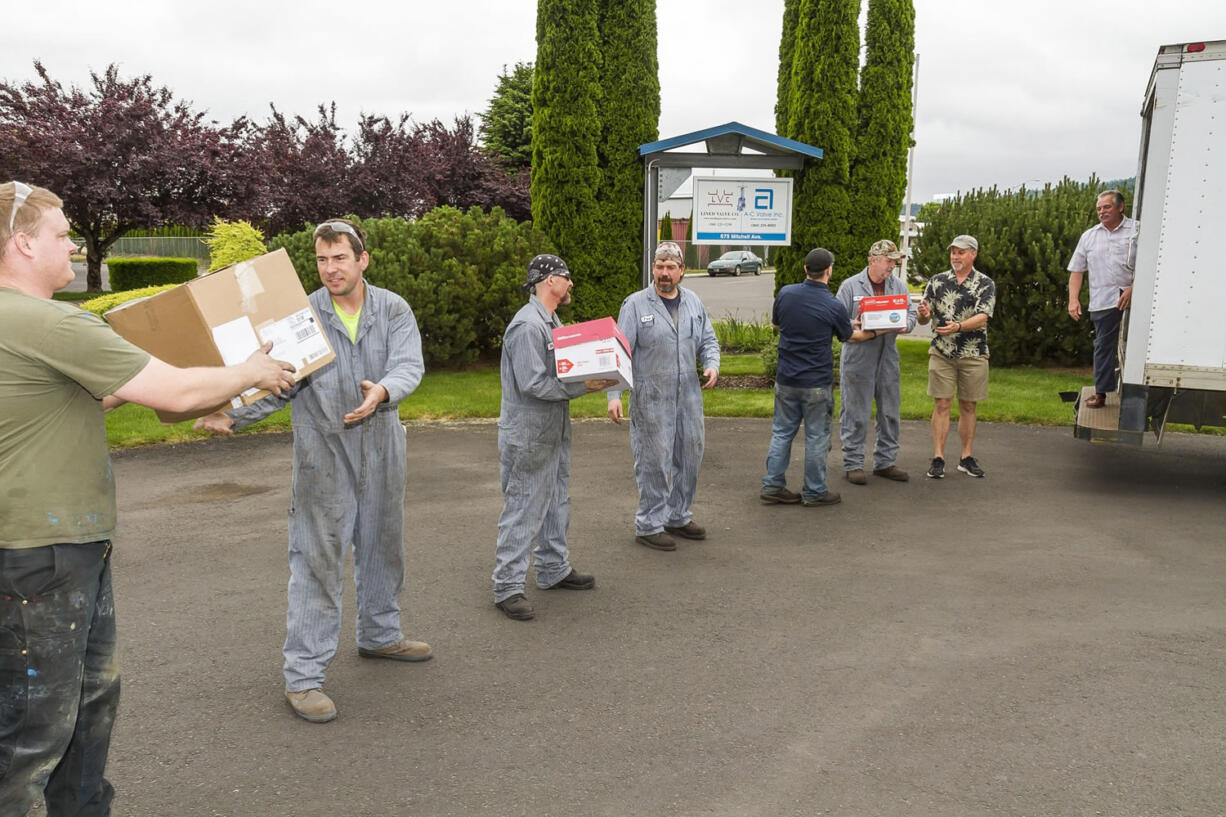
[637,122,823,284]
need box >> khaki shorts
[927,353,989,402]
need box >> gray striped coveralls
[229,283,424,692]
[834,268,917,472]
[610,286,720,537]
[492,296,587,603]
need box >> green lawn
[105,338,1096,449]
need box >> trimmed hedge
[79,285,178,317]
[269,206,556,368]
[106,257,198,291]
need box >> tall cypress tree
[774,0,861,292]
[594,0,660,317]
[531,0,602,307]
[849,0,915,265]
[775,0,800,136]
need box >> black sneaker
[926,457,945,479]
[495,594,535,620]
[957,456,985,478]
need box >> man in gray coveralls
[195,218,431,723]
[834,239,917,485]
[607,241,720,552]
[492,254,615,621]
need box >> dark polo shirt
[772,278,853,388]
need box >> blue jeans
[0,541,118,817]
[762,383,834,501]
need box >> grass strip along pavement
[105,338,1101,449]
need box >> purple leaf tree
[0,62,256,291]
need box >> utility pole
[897,52,920,281]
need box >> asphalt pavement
[41,418,1226,817]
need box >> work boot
[845,469,867,485]
[359,637,433,662]
[495,593,535,620]
[664,521,706,540]
[286,688,337,723]
[545,569,596,590]
[872,465,910,482]
[801,492,842,507]
[760,487,801,504]
[635,532,678,551]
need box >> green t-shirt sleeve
[40,309,152,398]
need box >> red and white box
[858,294,910,331]
[552,317,634,391]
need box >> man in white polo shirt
[1067,189,1138,408]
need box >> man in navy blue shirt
[761,248,872,507]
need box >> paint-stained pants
[492,424,574,603]
[284,418,408,693]
[0,541,118,817]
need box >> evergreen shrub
[205,218,268,271]
[911,175,1129,367]
[106,257,197,291]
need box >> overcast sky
[3,1,1224,203]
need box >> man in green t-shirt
[0,181,296,816]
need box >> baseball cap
[948,235,979,251]
[868,239,902,259]
[804,248,834,274]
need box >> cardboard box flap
[551,316,632,358]
[859,294,910,311]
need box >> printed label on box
[258,308,332,372]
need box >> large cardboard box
[105,248,335,424]
[552,317,634,391]
[858,294,910,331]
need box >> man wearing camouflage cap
[607,241,720,552]
[834,239,918,484]
[492,255,615,621]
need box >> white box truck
[1073,40,1226,445]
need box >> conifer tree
[594,0,660,316]
[775,0,800,136]
[659,211,672,242]
[774,0,861,292]
[849,0,915,264]
[531,0,603,308]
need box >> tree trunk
[86,239,104,292]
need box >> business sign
[691,176,793,246]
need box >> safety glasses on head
[314,220,364,252]
[8,181,32,235]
